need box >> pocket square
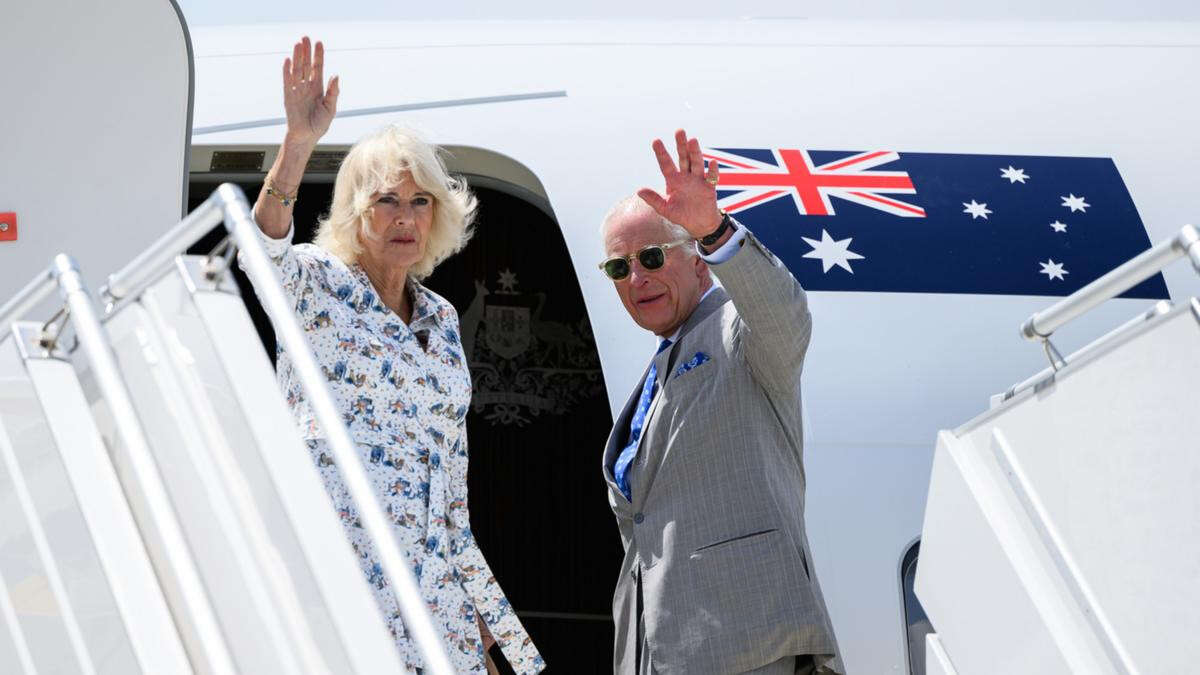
[674,351,711,377]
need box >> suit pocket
[690,528,778,558]
[680,528,805,639]
[673,352,712,378]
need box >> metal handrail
[1021,224,1200,341]
[0,357,97,674]
[110,184,453,674]
[1000,300,1174,404]
[133,288,322,675]
[0,267,55,333]
[100,199,225,305]
[40,255,237,673]
[174,256,406,673]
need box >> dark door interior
[187,179,620,673]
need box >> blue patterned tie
[614,339,672,501]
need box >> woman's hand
[637,129,723,238]
[282,36,339,147]
[253,36,338,237]
[477,614,499,674]
[477,614,496,652]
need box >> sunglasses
[598,241,690,281]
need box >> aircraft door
[424,187,618,673]
[0,0,192,308]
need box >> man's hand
[637,129,723,238]
[282,36,339,147]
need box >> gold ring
[706,176,719,186]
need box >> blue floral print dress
[247,227,544,674]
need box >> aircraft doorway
[187,177,619,673]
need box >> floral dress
[246,227,544,673]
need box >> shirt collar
[407,278,441,328]
[350,262,444,328]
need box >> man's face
[603,209,708,337]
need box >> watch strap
[699,211,734,247]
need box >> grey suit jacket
[602,230,838,674]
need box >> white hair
[599,195,696,257]
[314,125,477,280]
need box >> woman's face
[360,170,435,273]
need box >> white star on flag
[963,200,992,219]
[1061,194,1090,213]
[1000,166,1030,184]
[802,230,865,273]
[1050,221,1067,233]
[1039,259,1069,281]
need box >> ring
[706,176,719,186]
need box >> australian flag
[706,148,1168,298]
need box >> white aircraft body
[2,1,1199,672]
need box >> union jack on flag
[704,148,926,219]
[701,146,1167,299]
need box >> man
[599,130,840,674]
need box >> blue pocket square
[674,351,711,377]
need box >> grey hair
[599,195,696,257]
[314,125,477,280]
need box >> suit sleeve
[707,225,813,396]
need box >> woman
[246,36,543,674]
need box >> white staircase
[917,226,1200,674]
[0,186,450,674]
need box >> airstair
[6,183,1198,674]
[0,185,454,674]
[916,225,1200,674]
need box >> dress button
[633,512,645,524]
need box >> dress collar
[350,262,443,326]
[406,278,441,329]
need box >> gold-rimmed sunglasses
[598,241,690,281]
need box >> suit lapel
[652,339,676,392]
[602,359,653,499]
[632,288,730,502]
[680,287,729,342]
[659,287,728,387]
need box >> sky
[176,0,1200,26]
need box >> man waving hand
[599,130,840,674]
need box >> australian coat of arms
[460,269,604,426]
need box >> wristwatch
[699,211,735,248]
